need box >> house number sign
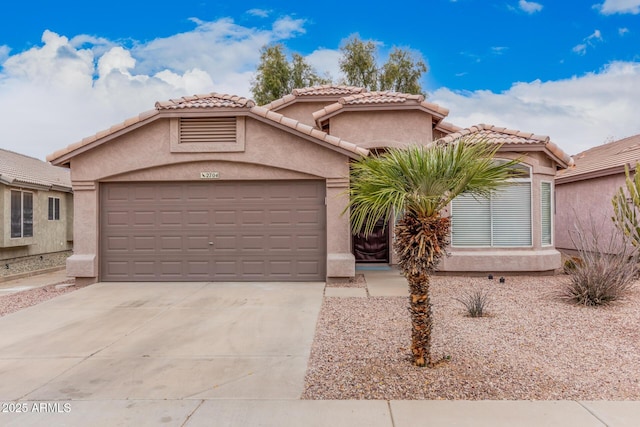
[200,172,220,179]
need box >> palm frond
[347,138,519,235]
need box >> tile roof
[556,133,640,182]
[0,149,71,191]
[48,92,369,164]
[262,85,365,110]
[438,123,574,169]
[312,91,449,123]
[292,85,365,97]
[249,106,369,157]
[155,93,255,109]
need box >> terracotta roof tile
[313,91,449,123]
[292,85,365,97]
[249,106,369,157]
[0,149,71,191]
[438,123,574,169]
[557,133,640,181]
[49,93,369,164]
[155,93,255,109]
[262,85,365,110]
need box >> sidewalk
[2,399,638,426]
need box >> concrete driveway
[0,281,324,403]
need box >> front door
[352,218,389,263]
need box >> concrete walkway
[0,268,69,296]
[0,271,638,426]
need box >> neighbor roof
[438,123,574,169]
[48,92,369,165]
[312,91,449,125]
[0,149,71,192]
[262,85,366,111]
[556,133,640,183]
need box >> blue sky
[1,0,640,159]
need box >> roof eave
[556,164,628,184]
[247,111,368,160]
[48,110,161,166]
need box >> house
[47,86,573,284]
[555,134,640,254]
[0,148,73,261]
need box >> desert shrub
[455,288,490,317]
[563,256,583,273]
[562,220,637,306]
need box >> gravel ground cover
[303,275,640,400]
[0,279,85,317]
[0,251,71,278]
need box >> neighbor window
[11,190,33,238]
[48,197,60,220]
[541,181,552,246]
[451,161,532,247]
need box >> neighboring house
[47,86,573,284]
[0,148,73,261]
[555,134,640,253]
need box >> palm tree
[348,140,518,367]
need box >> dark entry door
[352,218,389,263]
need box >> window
[11,190,33,238]
[48,197,60,220]
[451,161,532,247]
[541,182,552,246]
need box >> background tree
[251,44,291,105]
[612,163,640,247]
[339,36,379,90]
[379,47,428,94]
[251,44,329,105]
[347,141,517,367]
[290,53,330,90]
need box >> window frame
[48,196,61,221]
[11,190,34,239]
[540,180,553,247]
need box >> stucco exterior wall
[328,110,434,148]
[0,186,73,260]
[555,173,624,253]
[65,116,354,282]
[272,102,332,128]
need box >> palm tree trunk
[406,271,432,367]
[394,213,450,367]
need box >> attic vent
[180,117,236,144]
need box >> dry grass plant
[455,288,491,317]
[562,219,637,306]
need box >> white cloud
[597,0,640,14]
[0,17,307,160]
[619,27,630,36]
[247,8,271,18]
[572,29,602,55]
[306,48,343,82]
[519,0,544,13]
[431,61,640,156]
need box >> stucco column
[65,181,99,284]
[326,177,355,281]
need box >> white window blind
[452,182,532,247]
[492,183,531,246]
[451,194,491,246]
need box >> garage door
[100,181,326,281]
